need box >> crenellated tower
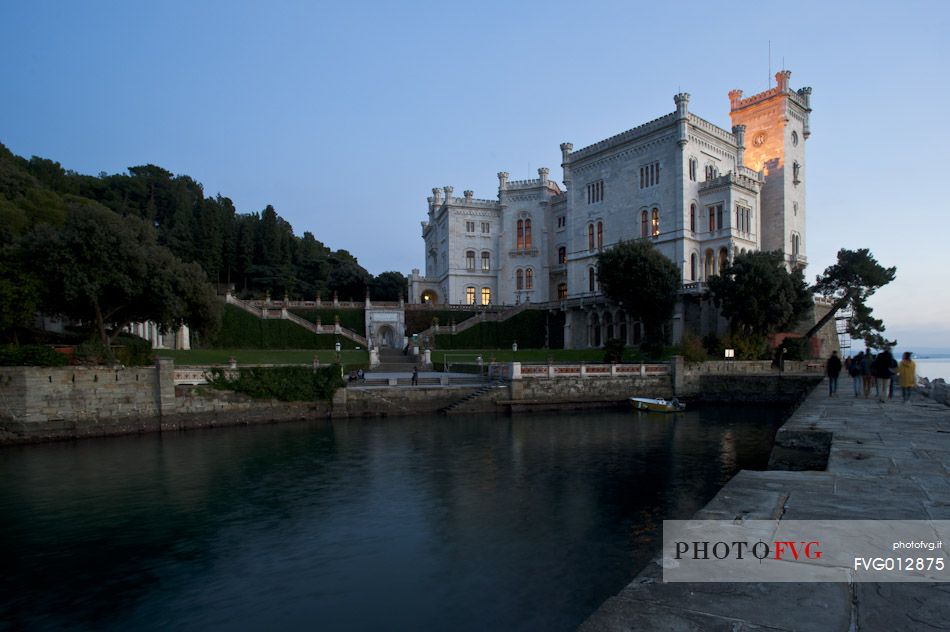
[729,70,812,268]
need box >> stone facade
[409,71,813,346]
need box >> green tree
[370,271,408,301]
[0,244,43,343]
[596,240,680,355]
[26,199,220,359]
[806,248,896,347]
[707,250,812,337]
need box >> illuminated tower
[729,71,812,268]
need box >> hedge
[208,305,357,350]
[434,310,564,349]
[207,365,344,401]
[289,308,365,334]
[405,309,477,334]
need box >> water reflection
[0,407,786,631]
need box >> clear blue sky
[2,1,948,350]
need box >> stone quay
[581,381,950,631]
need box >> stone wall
[515,375,671,403]
[337,385,482,417]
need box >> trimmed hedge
[405,309,477,334]
[289,308,365,334]
[208,305,357,350]
[0,344,69,367]
[207,365,344,401]
[434,310,563,349]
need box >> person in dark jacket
[849,351,864,397]
[871,347,895,403]
[826,351,842,397]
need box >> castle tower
[729,71,812,268]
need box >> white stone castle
[409,71,812,347]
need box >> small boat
[629,397,685,413]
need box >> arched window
[524,219,532,248]
[481,287,491,305]
[517,219,524,249]
[588,223,595,251]
[466,250,475,270]
[705,249,714,279]
[557,246,566,264]
[708,206,715,231]
[516,268,524,290]
[557,282,568,299]
[481,251,490,271]
[651,208,660,237]
[719,248,729,275]
[640,210,648,238]
[792,233,801,256]
[596,221,604,249]
[588,267,596,292]
[465,287,476,305]
[525,268,533,290]
[690,253,697,281]
[690,204,696,232]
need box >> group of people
[825,347,917,403]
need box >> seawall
[581,381,950,631]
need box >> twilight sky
[2,1,948,350]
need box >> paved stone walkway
[581,383,950,631]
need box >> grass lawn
[154,348,369,366]
[430,347,657,365]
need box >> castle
[409,71,812,348]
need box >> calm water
[0,408,788,631]
[915,358,950,381]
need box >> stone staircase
[415,302,532,341]
[373,348,418,372]
[224,293,368,346]
[439,381,504,414]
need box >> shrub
[603,338,625,363]
[723,332,768,360]
[677,331,707,364]
[207,365,344,401]
[782,337,810,361]
[0,344,69,367]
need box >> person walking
[826,351,842,397]
[861,351,874,397]
[897,352,917,403]
[871,347,895,403]
[850,351,865,396]
[411,366,419,386]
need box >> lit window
[465,287,476,305]
[588,224,595,251]
[524,219,532,248]
[558,246,566,264]
[481,251,490,271]
[525,268,533,290]
[481,287,491,305]
[517,220,524,249]
[557,283,568,299]
[651,208,660,237]
[466,250,475,270]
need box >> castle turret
[674,93,690,147]
[732,124,746,167]
[559,143,573,187]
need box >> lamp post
[335,339,341,364]
[512,340,518,361]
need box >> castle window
[558,246,566,265]
[639,161,660,189]
[707,204,723,231]
[705,165,719,181]
[465,286,476,305]
[481,251,491,271]
[481,287,491,305]
[735,206,751,233]
[524,219,532,248]
[792,233,801,256]
[588,223,595,251]
[557,215,566,228]
[588,267,596,292]
[640,211,648,238]
[466,250,475,270]
[651,208,660,237]
[596,221,604,249]
[690,253,697,281]
[586,180,604,204]
[557,282,568,299]
[690,204,696,232]
[793,161,801,185]
[719,248,729,275]
[516,269,524,290]
[481,222,490,234]
[689,158,698,181]
[465,221,475,233]
[525,268,533,290]
[517,220,524,249]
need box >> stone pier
[581,383,950,631]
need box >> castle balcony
[508,247,540,258]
